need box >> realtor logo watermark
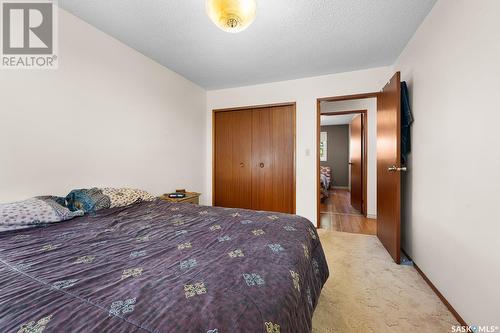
[1,0,58,69]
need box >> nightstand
[160,192,201,205]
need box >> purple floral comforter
[0,200,329,333]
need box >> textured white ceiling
[59,0,436,89]
[321,114,356,126]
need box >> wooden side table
[160,192,201,205]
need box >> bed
[320,166,332,201]
[0,199,329,333]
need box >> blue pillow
[65,188,111,213]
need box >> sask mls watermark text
[452,325,499,333]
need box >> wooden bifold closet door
[214,104,295,214]
[214,110,253,209]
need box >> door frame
[212,102,297,213]
[316,93,378,228]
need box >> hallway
[320,189,376,235]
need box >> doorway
[316,72,404,264]
[318,104,375,235]
[317,94,377,235]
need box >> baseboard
[331,186,349,190]
[402,250,467,326]
[366,214,377,219]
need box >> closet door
[214,110,252,209]
[251,105,295,213]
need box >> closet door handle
[240,162,244,168]
[259,162,265,168]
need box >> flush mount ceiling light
[206,0,257,33]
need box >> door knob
[387,165,407,172]
[259,162,265,168]
[240,162,244,168]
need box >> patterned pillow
[101,188,155,208]
[0,196,84,232]
[65,187,155,213]
[65,188,111,213]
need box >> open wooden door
[377,72,402,263]
[350,115,363,213]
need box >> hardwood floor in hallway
[320,189,376,235]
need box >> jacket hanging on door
[401,81,413,165]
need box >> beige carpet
[312,230,458,332]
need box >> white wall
[394,0,500,325]
[0,9,206,202]
[321,98,377,218]
[206,67,392,223]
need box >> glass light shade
[206,0,257,33]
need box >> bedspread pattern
[0,200,329,333]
